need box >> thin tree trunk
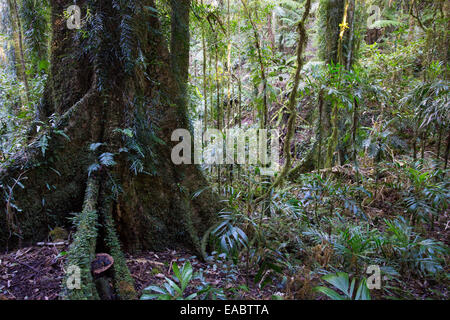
[202,0,208,133]
[445,130,450,170]
[421,130,427,160]
[436,123,443,162]
[317,90,324,173]
[257,0,312,199]
[346,0,356,71]
[8,0,31,103]
[353,96,359,184]
[241,0,268,130]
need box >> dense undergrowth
[0,0,448,300]
[153,0,449,300]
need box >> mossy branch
[255,0,312,202]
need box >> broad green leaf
[313,286,347,300]
[322,272,351,297]
[355,279,371,300]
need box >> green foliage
[212,210,248,256]
[401,78,449,133]
[400,164,449,225]
[141,261,198,300]
[29,115,70,157]
[314,272,371,300]
[0,0,448,301]
[20,0,50,73]
[384,217,448,276]
[362,120,398,162]
[0,70,46,161]
[62,179,100,300]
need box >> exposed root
[61,176,138,300]
[59,74,98,127]
[256,0,312,201]
[99,188,136,300]
[62,177,100,300]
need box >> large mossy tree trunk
[0,0,219,298]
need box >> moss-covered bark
[318,0,346,65]
[0,0,219,299]
[62,177,100,300]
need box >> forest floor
[0,89,447,301]
[0,109,448,300]
[0,245,277,300]
[0,220,448,300]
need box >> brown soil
[0,246,277,300]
